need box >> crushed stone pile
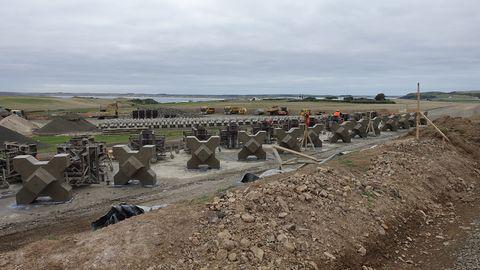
[35,114,99,135]
[414,115,480,160]
[0,114,39,136]
[2,120,479,270]
[0,126,38,149]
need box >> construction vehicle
[300,108,311,117]
[224,106,247,115]
[200,106,215,115]
[266,106,288,116]
[96,102,119,119]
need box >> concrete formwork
[238,131,267,161]
[185,136,221,169]
[13,154,72,204]
[113,145,157,186]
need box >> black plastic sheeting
[240,172,260,183]
[91,203,145,230]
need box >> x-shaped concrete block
[329,121,352,143]
[307,124,324,147]
[274,127,302,152]
[238,131,267,160]
[399,114,411,129]
[382,115,399,131]
[13,154,72,204]
[352,118,368,138]
[113,145,157,186]
[185,136,220,169]
[371,117,382,136]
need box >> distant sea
[53,95,223,103]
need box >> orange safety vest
[333,111,340,117]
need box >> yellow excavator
[200,106,215,115]
[96,102,119,119]
[224,106,247,115]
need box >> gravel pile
[35,114,99,135]
[0,126,38,149]
[0,114,38,136]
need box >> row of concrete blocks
[13,113,420,204]
[329,112,423,143]
[97,116,299,130]
[12,131,269,204]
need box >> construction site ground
[0,103,478,269]
[0,129,407,252]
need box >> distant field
[1,95,456,117]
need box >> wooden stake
[272,145,320,162]
[420,112,450,142]
[416,82,420,140]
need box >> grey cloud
[0,0,479,95]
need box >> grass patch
[339,158,356,168]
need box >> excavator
[224,106,247,115]
[96,102,119,119]
[200,106,215,115]
[266,105,288,116]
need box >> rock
[276,233,288,242]
[278,212,288,218]
[222,239,235,251]
[308,261,319,270]
[228,252,237,262]
[250,246,264,261]
[241,213,255,223]
[324,251,336,260]
[240,238,251,250]
[304,193,313,201]
[295,184,308,193]
[218,230,232,240]
[358,246,367,256]
[217,249,228,260]
[284,241,296,252]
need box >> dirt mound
[0,126,38,148]
[0,114,39,136]
[416,116,480,159]
[35,114,99,135]
[1,129,479,269]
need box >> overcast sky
[0,0,479,95]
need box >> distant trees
[374,93,386,101]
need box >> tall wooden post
[416,82,420,140]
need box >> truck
[224,106,247,115]
[200,106,215,115]
[266,106,288,116]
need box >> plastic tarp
[91,203,145,230]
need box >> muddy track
[0,131,407,253]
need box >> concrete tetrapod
[329,121,353,143]
[300,124,323,147]
[274,127,302,152]
[399,114,411,129]
[382,115,399,132]
[352,118,368,138]
[185,136,220,169]
[113,145,157,186]
[238,131,267,160]
[13,154,72,204]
